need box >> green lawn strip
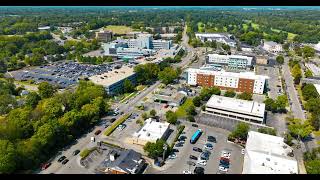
[104,113,132,136]
[80,147,98,159]
[175,98,194,118]
[104,25,133,34]
[170,125,185,148]
[101,141,124,149]
[119,91,138,103]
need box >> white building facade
[206,54,253,69]
[195,33,236,47]
[263,41,283,53]
[204,95,266,124]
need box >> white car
[204,143,213,150]
[182,170,192,174]
[221,152,231,159]
[241,149,245,155]
[219,166,228,172]
[117,124,126,131]
[168,154,177,159]
[197,160,207,166]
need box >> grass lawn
[223,26,227,32]
[119,91,137,103]
[175,98,194,118]
[242,24,248,31]
[251,23,260,30]
[198,22,205,32]
[104,113,132,136]
[314,131,320,137]
[287,32,297,41]
[105,25,133,34]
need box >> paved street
[282,58,306,120]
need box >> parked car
[182,170,192,174]
[168,153,177,159]
[192,124,198,127]
[219,166,228,172]
[175,142,183,147]
[194,167,205,174]
[41,163,51,170]
[193,147,202,152]
[61,159,69,165]
[197,160,207,166]
[220,157,230,162]
[241,149,245,155]
[189,155,198,160]
[179,136,187,141]
[207,136,216,143]
[164,104,169,108]
[117,124,126,131]
[187,161,196,166]
[73,150,80,156]
[172,149,179,153]
[57,156,66,163]
[204,143,213,150]
[219,163,230,168]
[94,130,101,135]
[220,159,230,166]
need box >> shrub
[104,113,131,136]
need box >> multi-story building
[195,33,237,47]
[152,40,172,50]
[262,41,283,53]
[205,54,254,69]
[204,95,266,124]
[186,68,268,94]
[89,66,137,95]
[95,30,113,42]
[242,131,298,174]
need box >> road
[41,25,195,174]
[282,58,306,120]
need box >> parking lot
[256,65,282,99]
[146,122,244,174]
[8,61,126,88]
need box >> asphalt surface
[282,58,306,120]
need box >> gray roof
[105,149,143,174]
[264,41,278,46]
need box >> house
[262,41,283,53]
[99,149,147,174]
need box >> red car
[94,130,102,135]
[220,157,230,162]
[164,104,169,108]
[41,163,52,170]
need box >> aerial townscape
[1,6,320,175]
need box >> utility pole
[163,144,168,162]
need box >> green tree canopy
[38,82,56,99]
[237,92,253,101]
[224,90,236,97]
[165,110,178,124]
[0,140,17,174]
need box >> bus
[190,129,202,144]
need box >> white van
[91,137,95,142]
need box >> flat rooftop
[306,63,320,76]
[313,83,320,95]
[133,118,169,142]
[187,68,268,81]
[243,131,298,174]
[207,54,253,60]
[206,95,265,117]
[89,66,135,87]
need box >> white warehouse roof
[242,131,298,174]
[206,95,265,117]
[132,118,170,143]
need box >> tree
[291,64,302,84]
[224,90,236,97]
[288,118,313,140]
[305,69,313,78]
[192,96,201,107]
[134,63,160,84]
[264,98,276,112]
[276,95,288,113]
[25,92,41,108]
[186,105,197,116]
[305,160,320,174]
[0,140,17,174]
[143,139,168,159]
[123,79,135,93]
[158,67,178,85]
[150,109,156,117]
[38,82,56,99]
[187,115,195,122]
[276,55,284,65]
[302,46,315,59]
[237,92,252,101]
[165,110,177,124]
[258,127,277,136]
[230,122,250,140]
[305,98,320,114]
[142,112,149,120]
[302,84,319,101]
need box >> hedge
[104,113,132,136]
[170,125,186,148]
[101,141,123,149]
[80,147,97,159]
